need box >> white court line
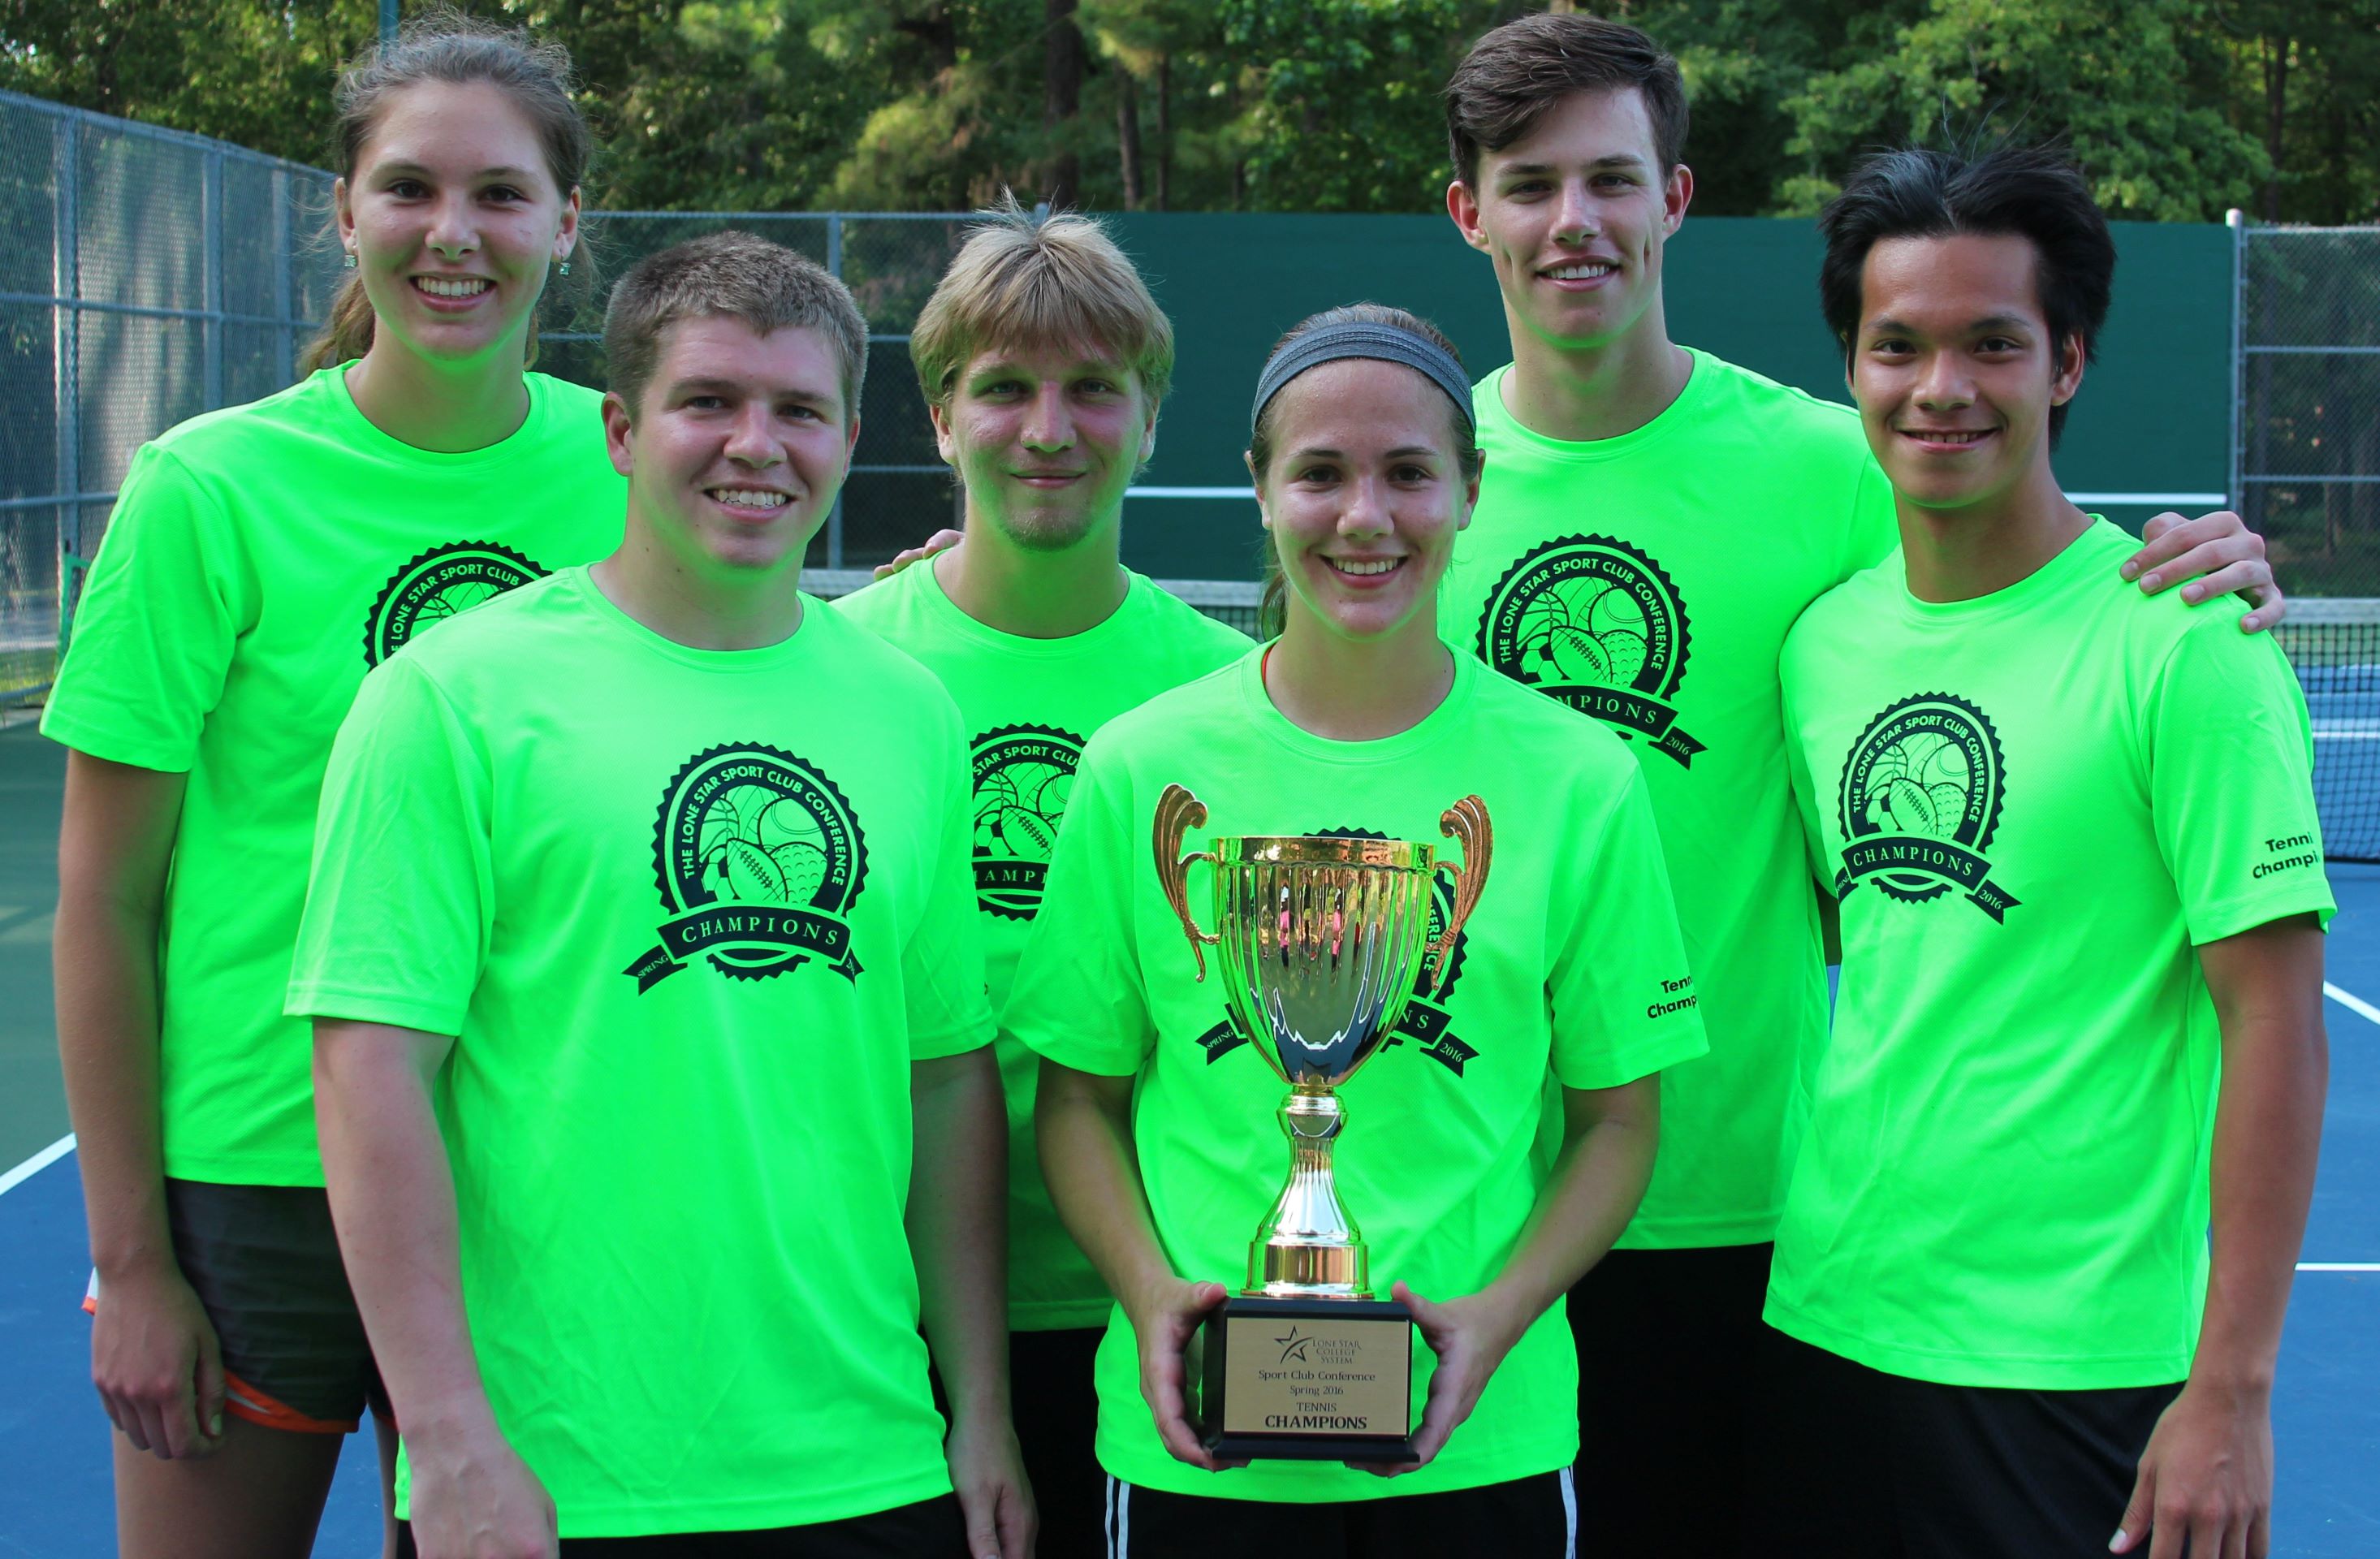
[2324,982,2380,1027]
[0,1134,75,1198]
[0,1137,2366,1270]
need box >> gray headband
[1250,322,1474,434]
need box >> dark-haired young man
[1436,12,2284,1550]
[1760,144,2328,1559]
[292,234,1029,1557]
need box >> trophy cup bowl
[1154,784,1490,1461]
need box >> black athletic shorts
[1569,1241,1773,1557]
[1010,1327,1104,1559]
[1102,1469,1575,1558]
[396,1493,966,1557]
[1742,1325,2182,1558]
[86,1180,388,1434]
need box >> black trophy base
[1190,1293,1417,1462]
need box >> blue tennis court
[1,723,2375,1556]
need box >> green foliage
[1777,0,2266,220]
[2,0,2372,221]
[1214,0,1497,214]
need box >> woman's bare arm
[53,749,222,1459]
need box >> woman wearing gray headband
[1011,301,1699,1554]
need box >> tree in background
[1775,0,2266,218]
[3,0,2374,223]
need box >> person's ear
[1661,162,1694,236]
[930,400,957,466]
[1446,178,1489,253]
[555,185,581,266]
[601,390,635,478]
[2050,331,2086,406]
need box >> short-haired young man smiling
[1436,13,2286,1552]
[1763,143,2327,1559]
[836,201,1246,1559]
[292,233,1029,1559]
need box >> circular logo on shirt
[364,541,546,667]
[970,724,1086,921]
[621,744,871,991]
[1834,693,2020,921]
[1476,534,1704,766]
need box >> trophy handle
[1154,784,1222,981]
[1424,795,1492,996]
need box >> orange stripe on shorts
[221,1371,356,1436]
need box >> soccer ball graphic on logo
[974,759,1070,862]
[698,784,829,905]
[1861,732,1972,840]
[1514,577,1648,688]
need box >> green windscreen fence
[1095,213,2234,581]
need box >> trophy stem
[1247,1084,1369,1298]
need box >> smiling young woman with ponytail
[41,15,624,1557]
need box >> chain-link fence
[2,89,339,706]
[2235,222,2380,598]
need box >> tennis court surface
[2,716,2375,1556]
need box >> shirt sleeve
[39,445,251,772]
[1001,744,1158,1077]
[285,659,493,1034]
[1545,765,1709,1089]
[1839,455,1898,581]
[902,714,996,1061]
[1779,654,1837,892]
[2145,621,2335,944]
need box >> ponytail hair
[1247,303,1480,639]
[302,9,594,374]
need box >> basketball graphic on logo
[364,541,546,667]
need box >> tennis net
[810,573,2376,863]
[2281,599,2380,863]
[806,570,1264,637]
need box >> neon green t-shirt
[1005,647,1707,1501]
[1773,518,2333,1389]
[834,560,1249,1331]
[287,570,991,1535]
[1440,350,1897,1249]
[41,366,623,1185]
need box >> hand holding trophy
[1151,783,1492,1462]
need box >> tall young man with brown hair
[1436,13,2282,1549]
[835,201,1247,1559]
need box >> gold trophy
[1153,784,1492,1460]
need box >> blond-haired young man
[836,200,1248,1558]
